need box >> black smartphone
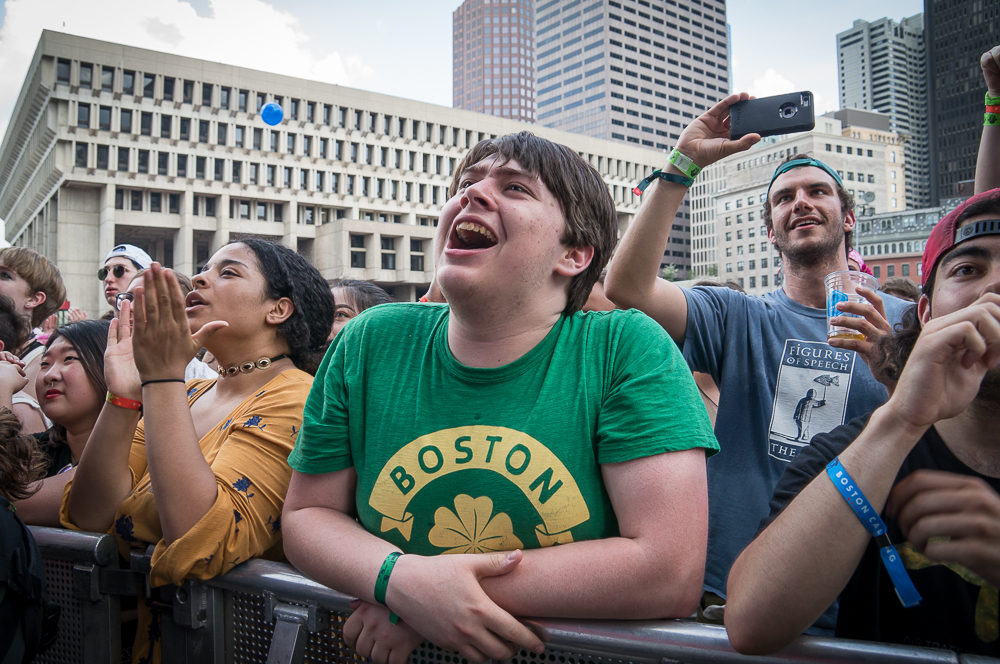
[729,91,815,139]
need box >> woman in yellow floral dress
[62,239,333,663]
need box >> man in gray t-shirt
[606,93,907,614]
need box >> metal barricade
[32,536,999,664]
[29,526,134,664]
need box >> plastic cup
[824,270,879,341]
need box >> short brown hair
[448,132,618,314]
[0,247,66,327]
[762,153,855,250]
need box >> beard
[772,215,845,267]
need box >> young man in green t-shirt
[283,131,718,664]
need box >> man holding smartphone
[605,92,911,624]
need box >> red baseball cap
[921,188,1000,288]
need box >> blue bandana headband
[766,158,844,198]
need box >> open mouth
[790,218,821,230]
[185,292,207,308]
[452,221,498,250]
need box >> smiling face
[436,156,592,314]
[36,336,103,429]
[766,166,854,265]
[102,257,140,307]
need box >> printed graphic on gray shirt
[767,339,855,462]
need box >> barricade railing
[30,526,998,664]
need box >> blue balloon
[260,102,284,126]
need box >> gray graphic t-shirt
[682,285,911,598]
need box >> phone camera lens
[778,102,798,119]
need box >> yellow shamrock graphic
[428,495,524,554]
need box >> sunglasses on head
[98,264,129,280]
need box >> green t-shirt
[289,303,717,555]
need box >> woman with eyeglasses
[98,244,152,317]
[63,239,333,663]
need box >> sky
[0,0,925,149]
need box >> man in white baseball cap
[99,244,152,310]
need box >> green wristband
[987,113,1000,127]
[374,551,401,604]
[668,148,702,179]
[987,92,1000,106]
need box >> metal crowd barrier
[29,526,999,664]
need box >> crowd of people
[1,43,998,664]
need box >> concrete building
[452,0,536,122]
[691,112,906,294]
[0,31,664,316]
[854,198,962,284]
[925,0,1000,204]
[836,14,928,208]
[534,0,730,278]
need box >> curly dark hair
[235,239,334,375]
[0,407,47,501]
[42,319,110,449]
[872,304,920,385]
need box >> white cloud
[748,68,797,99]
[0,0,376,141]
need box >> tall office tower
[452,0,535,121]
[925,0,999,204]
[837,14,928,209]
[535,0,729,278]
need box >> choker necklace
[217,354,289,378]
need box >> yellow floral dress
[61,369,312,663]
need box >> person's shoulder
[878,291,917,324]
[349,301,447,331]
[571,308,667,338]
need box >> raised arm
[725,293,1000,654]
[65,309,143,532]
[605,93,759,343]
[975,45,1000,194]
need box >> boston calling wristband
[373,551,402,624]
[825,457,921,608]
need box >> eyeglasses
[115,292,134,311]
[98,264,128,280]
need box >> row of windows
[349,234,427,271]
[75,104,464,176]
[65,83,647,185]
[111,187,437,239]
[57,58,505,150]
[76,142,452,204]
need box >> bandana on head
[766,158,844,199]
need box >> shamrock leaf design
[428,494,523,554]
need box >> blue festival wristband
[825,457,922,608]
